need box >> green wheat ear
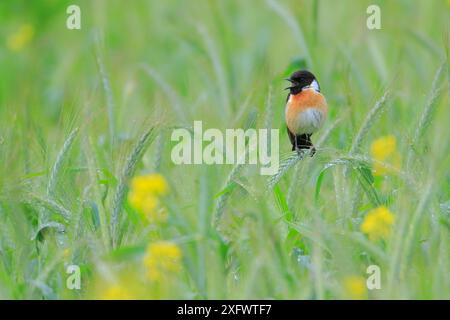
[406,62,446,169]
[111,127,156,248]
[95,34,116,148]
[213,107,260,230]
[343,89,390,181]
[287,117,342,210]
[349,89,390,155]
[47,128,79,198]
[29,193,72,222]
[267,150,310,190]
[213,161,244,229]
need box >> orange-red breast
[284,70,328,154]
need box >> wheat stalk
[111,127,156,247]
[46,128,78,198]
[267,150,310,189]
[197,24,231,117]
[349,90,390,155]
[264,85,273,131]
[95,41,116,147]
[266,0,313,68]
[213,162,244,228]
[406,63,446,168]
[213,107,260,228]
[345,90,389,180]
[153,130,165,172]
[400,181,433,276]
[28,193,72,222]
[83,135,111,249]
[141,64,188,123]
[287,117,342,209]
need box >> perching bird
[285,70,328,155]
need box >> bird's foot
[295,146,315,157]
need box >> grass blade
[141,64,188,123]
[266,0,313,68]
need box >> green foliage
[0,0,448,300]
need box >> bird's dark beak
[284,78,295,90]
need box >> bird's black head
[285,70,320,95]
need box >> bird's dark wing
[286,93,295,151]
[287,127,296,151]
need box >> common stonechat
[285,70,328,154]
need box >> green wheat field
[0,0,449,300]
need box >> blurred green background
[0,0,448,299]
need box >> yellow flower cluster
[100,285,133,300]
[7,24,34,52]
[95,242,182,299]
[343,276,367,299]
[361,206,395,241]
[128,174,169,223]
[370,135,400,176]
[143,241,182,281]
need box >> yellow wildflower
[370,135,400,176]
[343,276,367,299]
[361,206,395,241]
[131,174,168,195]
[99,284,133,300]
[7,24,34,52]
[370,135,396,160]
[62,248,71,259]
[143,241,182,281]
[128,174,169,223]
